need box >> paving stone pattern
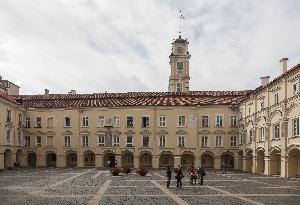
[0,168,300,205]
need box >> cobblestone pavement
[0,168,300,205]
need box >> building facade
[0,36,299,178]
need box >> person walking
[222,162,227,174]
[198,165,206,185]
[175,166,183,188]
[166,166,172,188]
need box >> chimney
[44,89,49,95]
[260,76,270,86]
[279,57,289,74]
[68,90,76,94]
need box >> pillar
[115,154,122,167]
[36,154,46,167]
[152,155,159,169]
[264,156,270,175]
[0,153,4,170]
[78,154,84,167]
[234,157,239,170]
[242,157,248,171]
[134,155,140,168]
[23,153,28,167]
[252,156,257,173]
[195,156,200,168]
[280,156,287,178]
[214,156,221,169]
[174,155,181,168]
[56,154,64,167]
[95,154,103,168]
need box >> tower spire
[179,9,185,36]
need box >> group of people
[106,160,118,168]
[166,164,206,188]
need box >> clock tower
[168,35,191,92]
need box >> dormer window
[176,62,183,69]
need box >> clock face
[177,47,184,54]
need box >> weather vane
[179,9,185,36]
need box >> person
[114,160,118,168]
[14,161,21,169]
[175,166,183,188]
[166,166,172,188]
[222,162,227,174]
[190,168,197,185]
[198,165,206,185]
[107,160,111,168]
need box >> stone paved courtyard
[0,168,300,205]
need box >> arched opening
[140,152,152,168]
[4,149,13,169]
[159,152,174,168]
[245,150,253,172]
[46,152,57,167]
[16,149,23,167]
[181,152,195,169]
[66,151,77,167]
[270,149,281,175]
[287,148,300,178]
[237,151,243,170]
[103,152,115,167]
[122,151,134,168]
[84,150,95,167]
[221,152,234,169]
[256,150,265,174]
[201,152,214,168]
[27,152,36,167]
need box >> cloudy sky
[0,0,300,95]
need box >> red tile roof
[0,89,19,105]
[15,91,252,109]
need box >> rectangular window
[178,136,185,147]
[274,93,279,104]
[260,101,264,110]
[142,116,150,128]
[36,136,41,146]
[239,133,243,145]
[230,136,237,147]
[64,136,71,147]
[259,127,265,141]
[82,135,89,147]
[293,83,299,96]
[7,110,11,122]
[178,115,186,127]
[272,123,280,139]
[159,116,167,127]
[47,117,54,128]
[230,115,237,127]
[18,131,21,144]
[249,129,253,143]
[177,62,183,69]
[19,114,22,126]
[215,136,223,147]
[98,135,105,146]
[293,117,300,137]
[216,115,223,127]
[36,117,42,128]
[113,116,120,127]
[82,117,89,127]
[202,116,209,127]
[159,135,166,147]
[126,116,134,127]
[202,136,208,147]
[64,117,71,127]
[6,129,11,143]
[25,117,31,128]
[176,82,183,92]
[113,135,120,146]
[126,135,133,147]
[143,136,149,147]
[47,136,53,146]
[25,136,30,147]
[97,116,105,127]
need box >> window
[97,116,105,127]
[82,117,89,127]
[248,107,251,115]
[126,116,134,127]
[113,135,120,146]
[18,131,21,144]
[47,136,53,146]
[64,117,71,127]
[7,110,11,122]
[142,116,150,128]
[201,116,209,127]
[176,82,183,92]
[215,136,223,147]
[18,114,22,126]
[6,129,11,143]
[216,115,223,127]
[159,116,167,127]
[113,116,120,127]
[258,127,265,141]
[178,115,186,127]
[230,136,237,147]
[126,135,133,147]
[142,136,149,147]
[36,136,41,146]
[239,133,243,145]
[47,117,53,128]
[98,135,105,146]
[274,93,279,104]
[292,117,300,137]
[25,118,31,128]
[249,129,253,143]
[293,83,299,96]
[82,135,89,147]
[25,136,30,147]
[177,62,183,69]
[260,101,264,110]
[230,115,237,127]
[272,123,280,139]
[178,136,185,147]
[36,117,42,128]
[159,135,166,147]
[64,136,71,147]
[202,136,208,147]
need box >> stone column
[234,157,239,170]
[195,156,200,168]
[214,156,221,169]
[134,155,140,168]
[56,154,64,167]
[0,153,4,169]
[242,157,248,171]
[152,155,159,169]
[95,154,103,168]
[115,154,122,168]
[280,156,288,178]
[252,156,257,173]
[22,153,28,167]
[174,155,181,168]
[36,154,46,167]
[77,154,84,167]
[264,156,270,175]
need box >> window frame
[64,136,71,147]
[159,115,167,127]
[126,115,134,128]
[178,115,186,127]
[64,116,71,127]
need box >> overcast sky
[0,0,300,95]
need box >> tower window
[176,62,183,69]
[176,82,183,92]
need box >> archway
[28,152,36,167]
[16,149,23,166]
[140,151,152,168]
[46,152,57,167]
[122,151,134,167]
[181,151,195,169]
[270,149,281,175]
[66,151,77,167]
[221,152,234,169]
[103,151,115,167]
[159,151,174,168]
[256,150,265,174]
[245,149,253,172]
[4,149,13,169]
[287,148,300,178]
[237,150,243,170]
[201,152,214,168]
[84,150,95,167]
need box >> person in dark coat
[222,162,227,174]
[197,165,206,185]
[166,166,172,187]
[175,167,183,188]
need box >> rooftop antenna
[179,9,185,36]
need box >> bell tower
[168,35,191,92]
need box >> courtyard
[0,168,300,205]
